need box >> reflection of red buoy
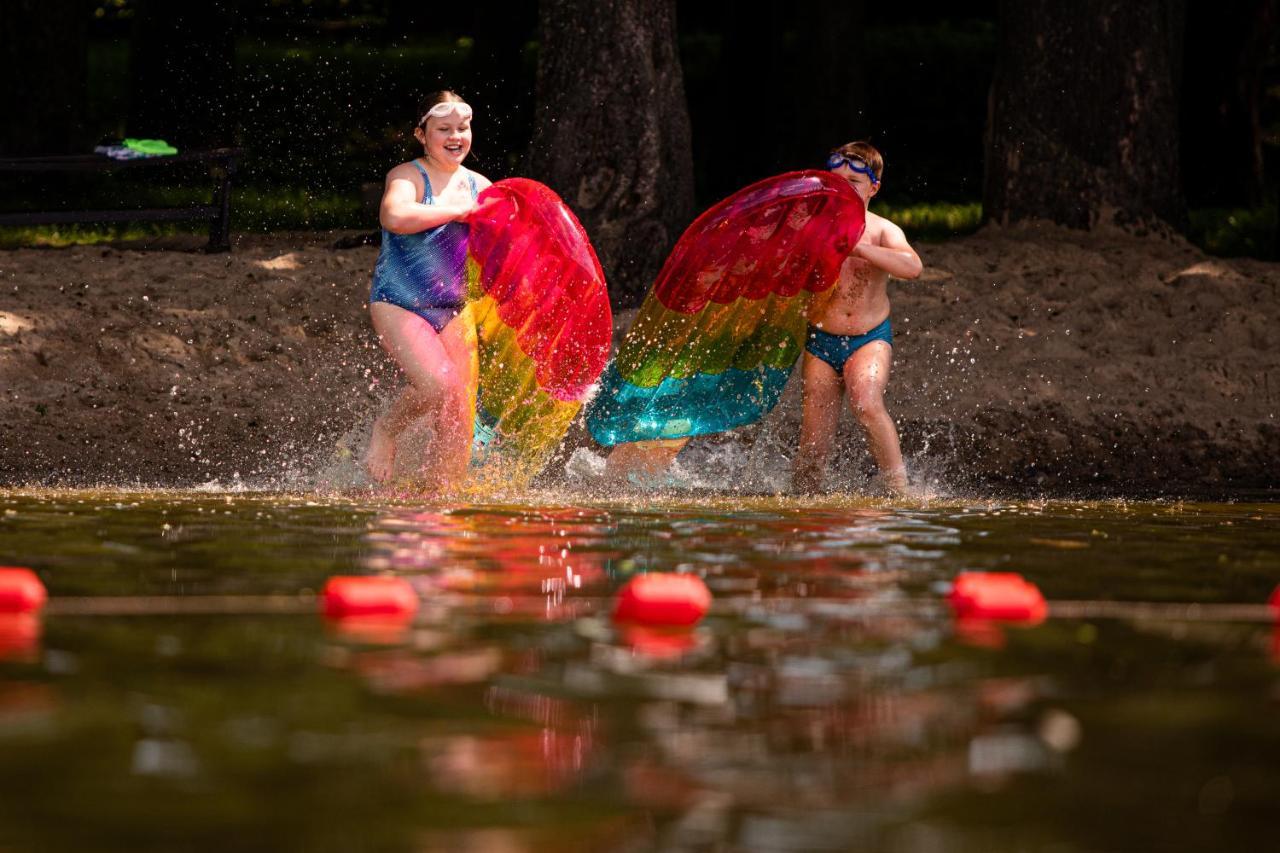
[619,623,700,660]
[1269,586,1280,666]
[953,616,1007,649]
[0,613,41,661]
[947,572,1046,624]
[0,568,46,614]
[613,573,711,627]
[326,616,413,646]
[322,576,418,619]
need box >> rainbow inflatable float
[462,178,612,478]
[587,171,865,447]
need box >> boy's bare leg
[843,341,908,494]
[794,353,844,493]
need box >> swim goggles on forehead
[419,101,473,126]
[826,152,879,185]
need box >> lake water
[1,489,1277,851]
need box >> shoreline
[1,225,1276,497]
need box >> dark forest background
[1,0,1277,302]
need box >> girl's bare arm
[379,167,475,234]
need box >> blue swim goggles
[826,152,879,186]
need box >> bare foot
[363,420,397,483]
[878,468,915,498]
[791,466,824,496]
[605,439,688,483]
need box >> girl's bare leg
[426,313,478,487]
[793,353,844,493]
[366,303,475,486]
[843,341,907,494]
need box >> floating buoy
[613,573,711,627]
[947,572,1047,624]
[321,576,418,619]
[0,568,46,614]
[1268,585,1280,618]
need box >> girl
[364,91,492,486]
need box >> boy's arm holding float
[853,218,922,280]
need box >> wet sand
[0,224,1276,495]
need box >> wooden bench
[0,147,244,252]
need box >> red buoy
[613,573,711,627]
[322,576,418,619]
[1268,584,1280,618]
[0,567,46,614]
[947,572,1047,624]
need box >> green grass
[0,187,367,249]
[1187,204,1277,259]
[4,195,1276,262]
[876,201,1277,259]
[874,201,984,241]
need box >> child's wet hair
[832,141,884,182]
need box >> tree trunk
[984,0,1187,229]
[0,0,89,155]
[527,0,695,308]
[129,1,237,148]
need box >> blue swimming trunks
[369,161,479,333]
[805,317,893,373]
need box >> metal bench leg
[207,159,236,252]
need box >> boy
[793,142,923,495]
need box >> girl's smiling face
[415,108,472,166]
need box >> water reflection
[0,613,41,662]
[338,502,1067,849]
[2,494,1276,851]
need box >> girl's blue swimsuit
[369,161,479,333]
[805,316,894,373]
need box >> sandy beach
[1,224,1276,496]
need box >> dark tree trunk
[984,0,1187,229]
[0,0,90,155]
[1180,0,1277,207]
[129,1,237,148]
[527,0,695,308]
